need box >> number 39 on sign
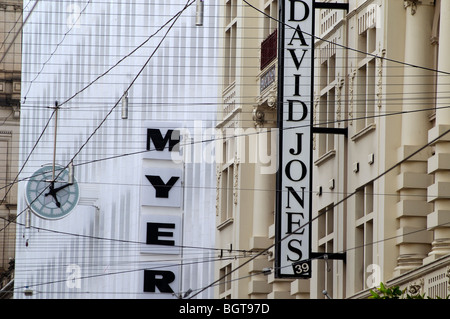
[292,260,311,277]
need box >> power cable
[22,0,92,103]
[187,126,450,298]
[0,0,40,65]
[0,0,196,232]
[242,0,450,76]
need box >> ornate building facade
[0,0,22,299]
[215,0,450,299]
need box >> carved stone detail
[408,278,424,296]
[336,78,345,127]
[377,48,386,108]
[313,94,319,150]
[216,167,222,215]
[252,105,266,127]
[348,69,357,125]
[404,0,421,15]
[233,155,240,205]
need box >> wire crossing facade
[215,0,450,299]
[13,1,219,299]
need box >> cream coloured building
[0,0,21,298]
[215,0,450,299]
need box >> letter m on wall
[147,128,180,152]
[143,122,182,160]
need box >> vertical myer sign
[140,122,183,297]
[276,0,313,278]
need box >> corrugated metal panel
[15,0,218,299]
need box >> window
[224,0,237,87]
[263,0,278,38]
[317,204,335,299]
[219,264,232,298]
[355,28,376,132]
[354,182,374,291]
[317,51,337,157]
[219,126,235,225]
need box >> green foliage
[369,282,449,299]
[369,282,404,299]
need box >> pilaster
[395,1,435,275]
[424,0,450,264]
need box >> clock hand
[44,182,61,207]
[53,183,71,193]
[51,193,61,207]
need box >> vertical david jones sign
[276,0,313,278]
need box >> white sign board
[276,0,314,278]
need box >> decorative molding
[351,122,377,142]
[216,167,222,216]
[446,266,450,293]
[313,94,319,150]
[376,48,386,108]
[348,69,357,125]
[335,77,344,126]
[408,278,424,296]
[404,0,420,15]
[233,155,240,206]
[252,105,266,127]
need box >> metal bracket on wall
[314,2,350,11]
[310,252,347,263]
[312,127,348,137]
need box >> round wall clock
[25,164,80,220]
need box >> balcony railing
[260,29,277,70]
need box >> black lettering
[288,49,308,70]
[145,175,179,198]
[293,74,301,96]
[286,186,305,208]
[285,160,307,182]
[146,222,176,246]
[146,129,180,152]
[289,133,303,155]
[287,239,303,262]
[143,270,175,293]
[286,211,305,234]
[288,25,308,46]
[287,100,308,122]
[289,0,310,22]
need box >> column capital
[404,0,434,15]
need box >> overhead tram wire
[1,101,449,196]
[5,128,450,292]
[0,0,40,65]
[188,125,450,299]
[0,109,57,232]
[7,214,450,297]
[5,0,448,272]
[0,1,48,217]
[242,0,450,76]
[6,0,450,298]
[1,103,450,221]
[22,0,92,104]
[2,0,210,243]
[0,0,32,53]
[11,1,199,204]
[55,0,196,110]
[10,254,251,296]
[60,0,195,173]
[1,0,196,230]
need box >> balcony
[259,30,278,97]
[260,29,277,70]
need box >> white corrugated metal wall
[14,0,218,299]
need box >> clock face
[25,165,80,220]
